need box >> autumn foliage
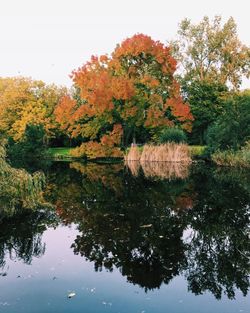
[54,34,193,158]
[0,77,67,142]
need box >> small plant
[157,128,187,144]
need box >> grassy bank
[47,145,206,162]
[46,147,74,160]
[212,142,250,168]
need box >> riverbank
[46,145,206,162]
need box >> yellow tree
[0,77,67,142]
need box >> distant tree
[170,16,250,144]
[171,16,250,89]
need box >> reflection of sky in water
[0,225,249,313]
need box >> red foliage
[55,34,193,157]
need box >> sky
[0,0,249,87]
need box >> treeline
[0,16,250,166]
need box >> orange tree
[55,34,193,158]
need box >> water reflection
[0,209,58,275]
[0,143,47,216]
[125,160,190,180]
[47,162,250,299]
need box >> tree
[55,34,193,158]
[183,81,228,144]
[171,16,250,89]
[7,124,48,169]
[0,77,67,143]
[206,93,250,152]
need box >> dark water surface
[0,161,249,312]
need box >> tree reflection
[0,209,58,274]
[50,162,250,298]
[184,165,250,299]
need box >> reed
[125,160,141,177]
[124,145,142,161]
[139,143,191,163]
[141,161,189,180]
[125,143,191,180]
[212,142,250,168]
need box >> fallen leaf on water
[68,292,76,298]
[140,224,152,228]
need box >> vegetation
[46,147,74,160]
[125,143,191,163]
[189,145,206,157]
[0,77,67,144]
[156,127,187,144]
[7,124,47,168]
[0,140,47,215]
[207,93,250,152]
[0,16,249,166]
[212,141,250,168]
[171,16,250,145]
[54,34,193,158]
[171,16,250,88]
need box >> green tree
[171,16,250,89]
[7,124,47,169]
[206,93,250,151]
[183,81,228,144]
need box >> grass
[212,142,250,168]
[189,145,206,157]
[125,143,191,163]
[46,147,74,159]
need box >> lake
[0,161,249,313]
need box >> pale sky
[0,0,249,87]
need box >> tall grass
[125,143,191,180]
[126,143,191,163]
[212,142,250,168]
[124,145,142,161]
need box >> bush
[212,141,250,168]
[7,124,47,169]
[157,128,187,144]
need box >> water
[0,161,249,312]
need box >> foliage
[206,93,250,152]
[157,127,187,144]
[171,16,250,89]
[7,124,47,168]
[182,81,228,144]
[212,141,250,168]
[0,77,67,143]
[46,147,74,160]
[55,34,193,158]
[189,145,206,157]
[0,140,47,214]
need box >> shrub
[157,128,187,144]
[212,141,250,168]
